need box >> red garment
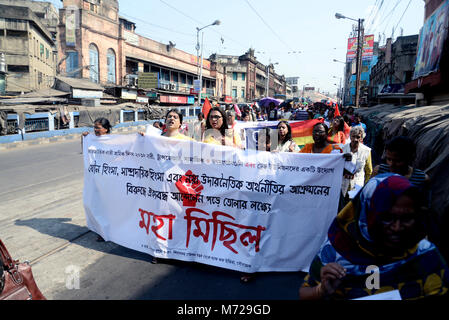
[330,131,346,144]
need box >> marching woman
[203,107,243,149]
[299,174,449,300]
[271,121,300,153]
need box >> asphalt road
[0,139,304,300]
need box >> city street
[0,140,304,300]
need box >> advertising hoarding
[413,0,449,79]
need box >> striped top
[378,164,427,188]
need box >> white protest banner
[83,133,344,272]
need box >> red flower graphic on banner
[175,170,204,207]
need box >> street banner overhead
[346,34,375,62]
[83,134,344,273]
[413,0,449,79]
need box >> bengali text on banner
[83,133,344,272]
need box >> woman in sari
[299,174,449,300]
[329,116,346,145]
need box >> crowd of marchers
[81,98,449,300]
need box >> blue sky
[46,0,425,94]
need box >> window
[46,48,49,60]
[233,72,237,80]
[66,51,79,77]
[89,43,99,83]
[242,73,245,81]
[107,48,116,83]
[241,89,245,98]
[40,43,44,58]
[7,30,27,37]
[187,75,193,85]
[172,72,178,83]
[150,65,160,73]
[232,88,237,98]
[7,65,29,72]
[180,73,186,84]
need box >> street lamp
[302,83,310,99]
[335,12,364,108]
[196,19,220,105]
[266,60,278,97]
[333,59,346,64]
[333,75,342,105]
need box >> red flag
[202,97,212,118]
[334,104,341,117]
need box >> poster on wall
[413,0,449,79]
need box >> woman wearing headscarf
[299,174,449,300]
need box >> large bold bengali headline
[83,133,344,272]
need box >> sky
[46,0,425,94]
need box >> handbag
[0,239,46,300]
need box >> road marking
[30,230,92,266]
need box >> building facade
[210,49,286,103]
[369,35,418,105]
[0,3,57,94]
[286,77,300,98]
[58,0,216,105]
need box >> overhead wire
[365,0,382,32]
[158,0,249,51]
[393,0,413,36]
[372,0,403,33]
[244,0,292,51]
[243,0,303,73]
[119,12,195,37]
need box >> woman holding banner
[81,117,112,242]
[139,109,193,141]
[299,174,449,300]
[203,107,243,149]
[272,121,300,153]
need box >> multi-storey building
[286,77,300,98]
[0,3,57,94]
[210,49,286,103]
[369,35,418,105]
[58,0,217,105]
